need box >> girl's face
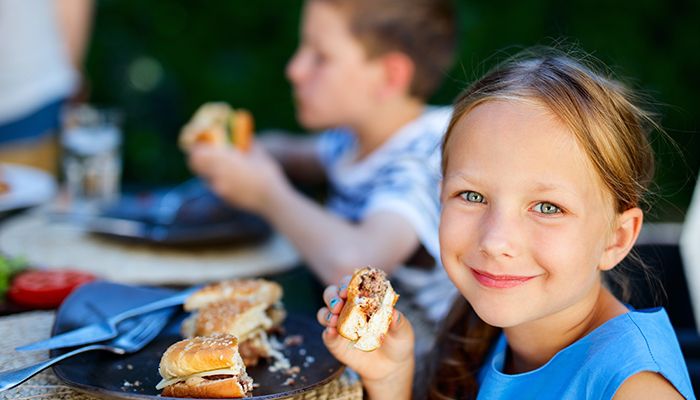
[440,100,617,328]
[286,1,383,130]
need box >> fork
[17,286,195,352]
[0,309,172,392]
[155,177,208,226]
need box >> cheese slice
[155,367,242,390]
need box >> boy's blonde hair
[312,0,457,100]
[431,48,659,399]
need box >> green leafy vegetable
[0,254,27,300]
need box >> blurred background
[84,0,700,221]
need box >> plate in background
[0,163,57,213]
[90,180,271,247]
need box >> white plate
[0,163,57,212]
[0,211,299,285]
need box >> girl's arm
[613,371,684,399]
[318,280,414,400]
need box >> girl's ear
[378,51,415,99]
[599,207,644,271]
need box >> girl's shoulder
[613,371,687,400]
[582,308,693,398]
[479,308,695,400]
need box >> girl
[317,48,695,399]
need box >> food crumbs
[282,377,296,386]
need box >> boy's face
[286,1,384,130]
[439,100,618,329]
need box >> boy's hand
[187,143,288,215]
[318,277,414,398]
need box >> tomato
[8,269,97,309]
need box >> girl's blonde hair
[430,47,659,399]
[442,48,656,212]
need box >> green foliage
[85,0,699,221]
[0,255,27,300]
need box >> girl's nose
[478,209,520,260]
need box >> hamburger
[337,267,399,351]
[181,279,286,366]
[156,334,253,398]
[179,102,254,152]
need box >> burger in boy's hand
[337,267,399,351]
[179,102,254,152]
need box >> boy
[188,0,458,323]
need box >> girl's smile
[469,267,540,289]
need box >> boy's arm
[188,145,420,285]
[258,130,327,184]
[264,179,420,284]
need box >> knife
[46,211,149,239]
[16,286,197,352]
[85,216,150,239]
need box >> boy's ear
[379,52,415,98]
[599,207,644,271]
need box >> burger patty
[197,373,254,392]
[203,374,234,380]
[357,270,388,317]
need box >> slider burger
[179,102,254,152]
[181,279,286,366]
[337,267,399,351]
[184,278,283,310]
[156,334,253,398]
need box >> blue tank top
[478,308,695,399]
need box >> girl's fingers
[338,275,351,299]
[316,307,339,328]
[322,326,351,359]
[382,309,414,356]
[317,307,329,326]
[323,285,344,313]
[389,309,403,330]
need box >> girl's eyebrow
[443,171,480,184]
[531,181,579,198]
[444,173,580,200]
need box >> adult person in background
[681,176,700,329]
[0,0,94,174]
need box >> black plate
[93,180,271,247]
[51,282,344,399]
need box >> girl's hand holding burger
[318,275,415,400]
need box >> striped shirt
[316,106,458,322]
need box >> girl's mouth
[470,268,537,289]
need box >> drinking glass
[61,105,122,207]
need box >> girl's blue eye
[533,202,561,215]
[460,191,485,203]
